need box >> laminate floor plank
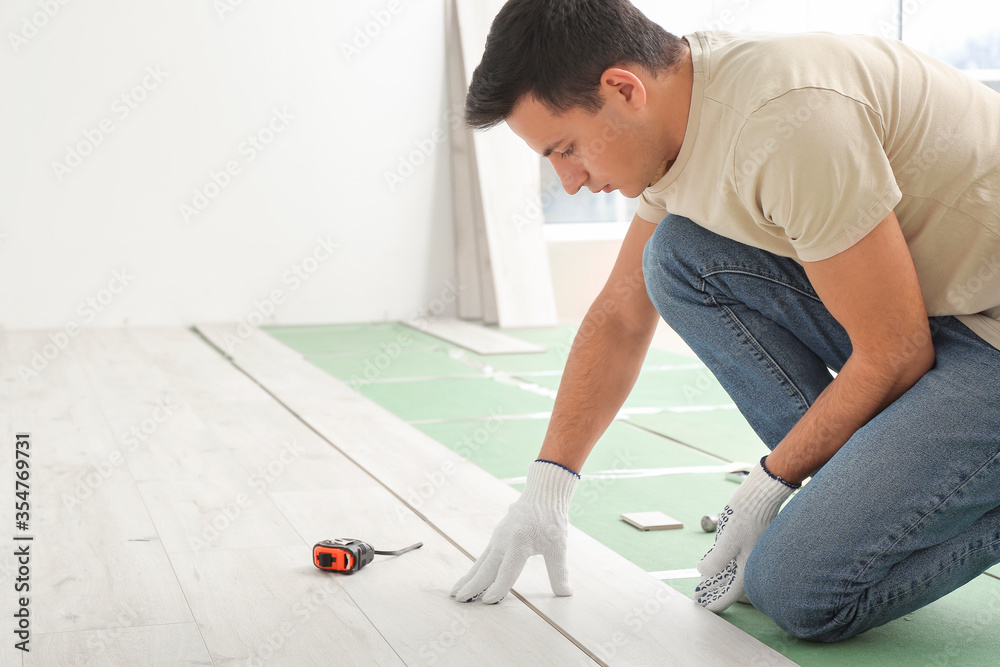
[70,330,304,556]
[195,324,795,666]
[1,331,196,637]
[124,328,381,496]
[77,327,595,665]
[169,546,407,667]
[269,488,597,666]
[29,623,214,667]
[402,318,546,354]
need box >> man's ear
[600,67,647,110]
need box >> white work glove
[450,459,579,604]
[695,456,799,612]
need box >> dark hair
[465,0,685,130]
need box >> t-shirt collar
[645,32,706,192]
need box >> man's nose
[550,157,588,195]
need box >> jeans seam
[707,292,813,415]
[839,450,1000,614]
[877,534,1000,611]
[699,270,816,414]
[700,268,823,304]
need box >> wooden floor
[0,327,792,666]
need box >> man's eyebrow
[542,138,567,158]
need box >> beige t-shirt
[637,31,1000,351]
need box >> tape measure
[313,538,423,574]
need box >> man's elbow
[886,326,936,391]
[903,338,936,386]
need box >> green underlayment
[267,322,1000,666]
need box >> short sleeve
[635,190,667,223]
[734,88,902,262]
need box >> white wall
[633,0,901,38]
[0,0,455,330]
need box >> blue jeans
[642,214,1000,642]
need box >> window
[902,0,1000,93]
[540,158,638,224]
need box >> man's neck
[649,39,694,184]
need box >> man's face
[506,91,665,199]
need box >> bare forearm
[537,309,656,472]
[766,344,934,484]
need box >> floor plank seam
[193,327,480,555]
[31,619,210,637]
[85,331,226,667]
[337,584,410,666]
[617,419,733,464]
[194,328,615,666]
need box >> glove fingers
[704,560,745,612]
[696,560,746,612]
[454,549,504,602]
[481,548,530,604]
[543,549,573,597]
[695,559,736,608]
[696,544,730,578]
[450,545,491,597]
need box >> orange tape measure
[313,538,423,574]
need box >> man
[450,0,1000,643]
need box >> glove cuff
[520,460,579,512]
[738,459,797,517]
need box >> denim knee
[744,547,858,643]
[641,215,703,316]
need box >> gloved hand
[450,459,579,604]
[695,456,799,612]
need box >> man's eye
[560,146,574,158]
